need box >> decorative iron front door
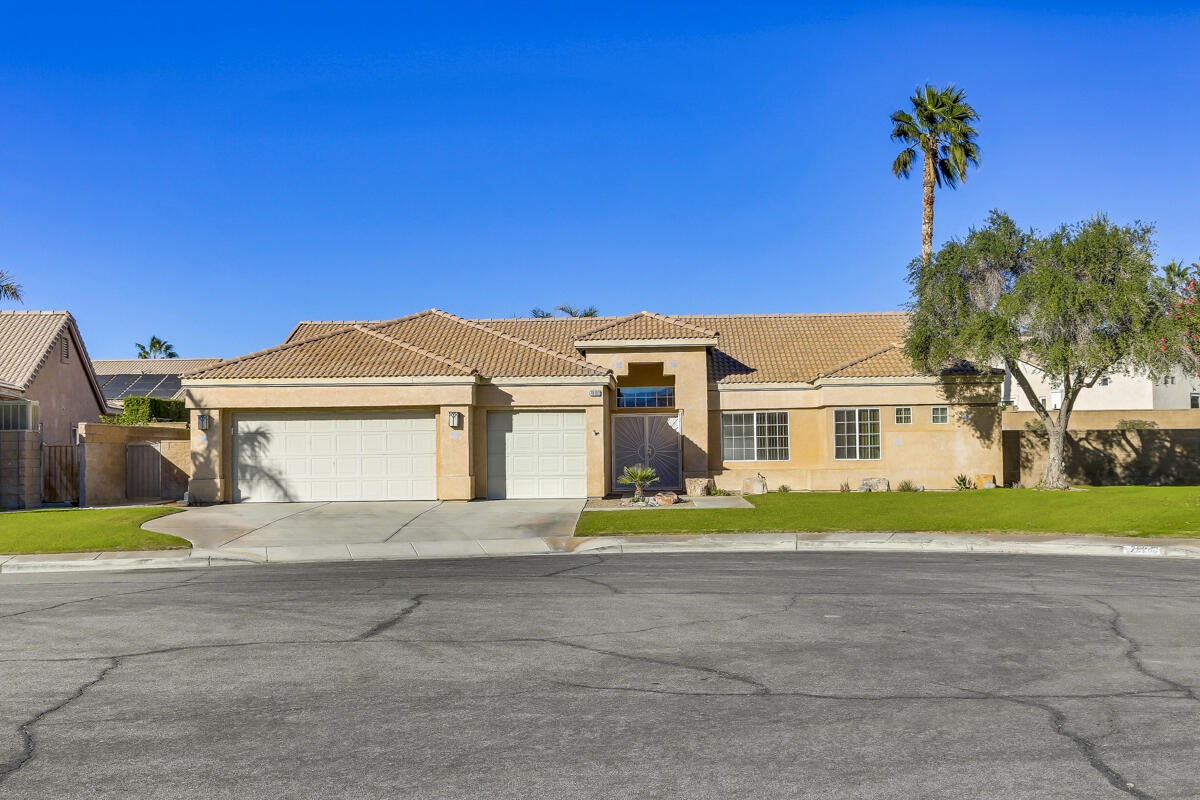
[611,414,682,492]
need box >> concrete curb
[4,532,1200,573]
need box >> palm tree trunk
[921,143,936,262]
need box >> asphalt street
[1,552,1197,799]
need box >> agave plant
[617,463,659,501]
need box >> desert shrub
[896,479,917,492]
[777,484,791,493]
[1115,419,1158,430]
[954,474,973,491]
[839,480,851,493]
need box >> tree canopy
[904,210,1196,487]
[135,336,178,359]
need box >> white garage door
[486,411,586,499]
[233,412,436,502]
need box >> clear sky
[2,2,1198,359]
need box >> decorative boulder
[974,474,996,490]
[916,485,926,492]
[685,477,714,497]
[742,473,768,495]
[982,481,997,489]
[655,491,679,506]
[857,477,890,493]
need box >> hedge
[108,396,187,424]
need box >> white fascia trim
[181,376,478,388]
[575,338,717,349]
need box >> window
[1164,376,1176,386]
[617,387,674,408]
[1099,375,1110,386]
[894,407,912,424]
[61,336,69,361]
[931,406,949,424]
[1192,394,1199,409]
[722,411,789,461]
[834,408,881,460]
[1039,397,1047,409]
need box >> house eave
[575,338,718,349]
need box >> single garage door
[486,411,586,499]
[233,411,436,502]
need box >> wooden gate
[126,443,162,499]
[43,445,80,504]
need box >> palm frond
[0,271,23,303]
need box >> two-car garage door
[233,412,436,502]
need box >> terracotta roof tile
[187,325,476,380]
[575,311,718,342]
[92,358,221,375]
[236,310,989,385]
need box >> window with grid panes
[721,411,789,461]
[833,408,881,460]
[894,407,912,424]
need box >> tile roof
[190,310,608,381]
[213,309,993,385]
[0,311,74,391]
[573,311,718,343]
[93,358,222,375]
[674,313,914,383]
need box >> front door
[612,414,682,492]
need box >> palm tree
[555,304,599,317]
[0,270,22,303]
[530,307,553,318]
[1162,259,1195,291]
[135,336,178,359]
[891,84,981,262]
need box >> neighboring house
[1004,360,1200,411]
[92,358,221,405]
[0,311,113,445]
[180,309,1004,503]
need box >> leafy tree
[555,304,599,317]
[1161,259,1195,292]
[891,84,981,263]
[135,336,178,359]
[529,308,553,318]
[0,270,22,303]
[617,463,659,501]
[904,211,1196,489]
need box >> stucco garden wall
[78,422,191,506]
[1005,428,1200,486]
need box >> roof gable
[0,310,112,410]
[191,309,609,382]
[574,311,718,344]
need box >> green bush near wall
[106,397,187,424]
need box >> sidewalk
[4,531,1200,573]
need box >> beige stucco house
[0,311,113,445]
[181,309,1004,503]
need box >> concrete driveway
[146,499,584,549]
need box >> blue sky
[2,2,1198,359]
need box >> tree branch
[1005,358,1052,424]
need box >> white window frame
[1191,393,1199,409]
[721,411,790,462]
[894,407,912,424]
[833,408,881,461]
[931,406,949,424]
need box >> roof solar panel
[126,374,163,397]
[101,375,139,401]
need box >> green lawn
[0,507,189,555]
[574,487,1200,539]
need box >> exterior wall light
[197,413,211,431]
[447,411,463,428]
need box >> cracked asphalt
[1,552,1198,799]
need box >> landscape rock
[858,477,890,493]
[685,478,714,497]
[742,474,768,495]
[654,492,679,506]
[982,482,997,489]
